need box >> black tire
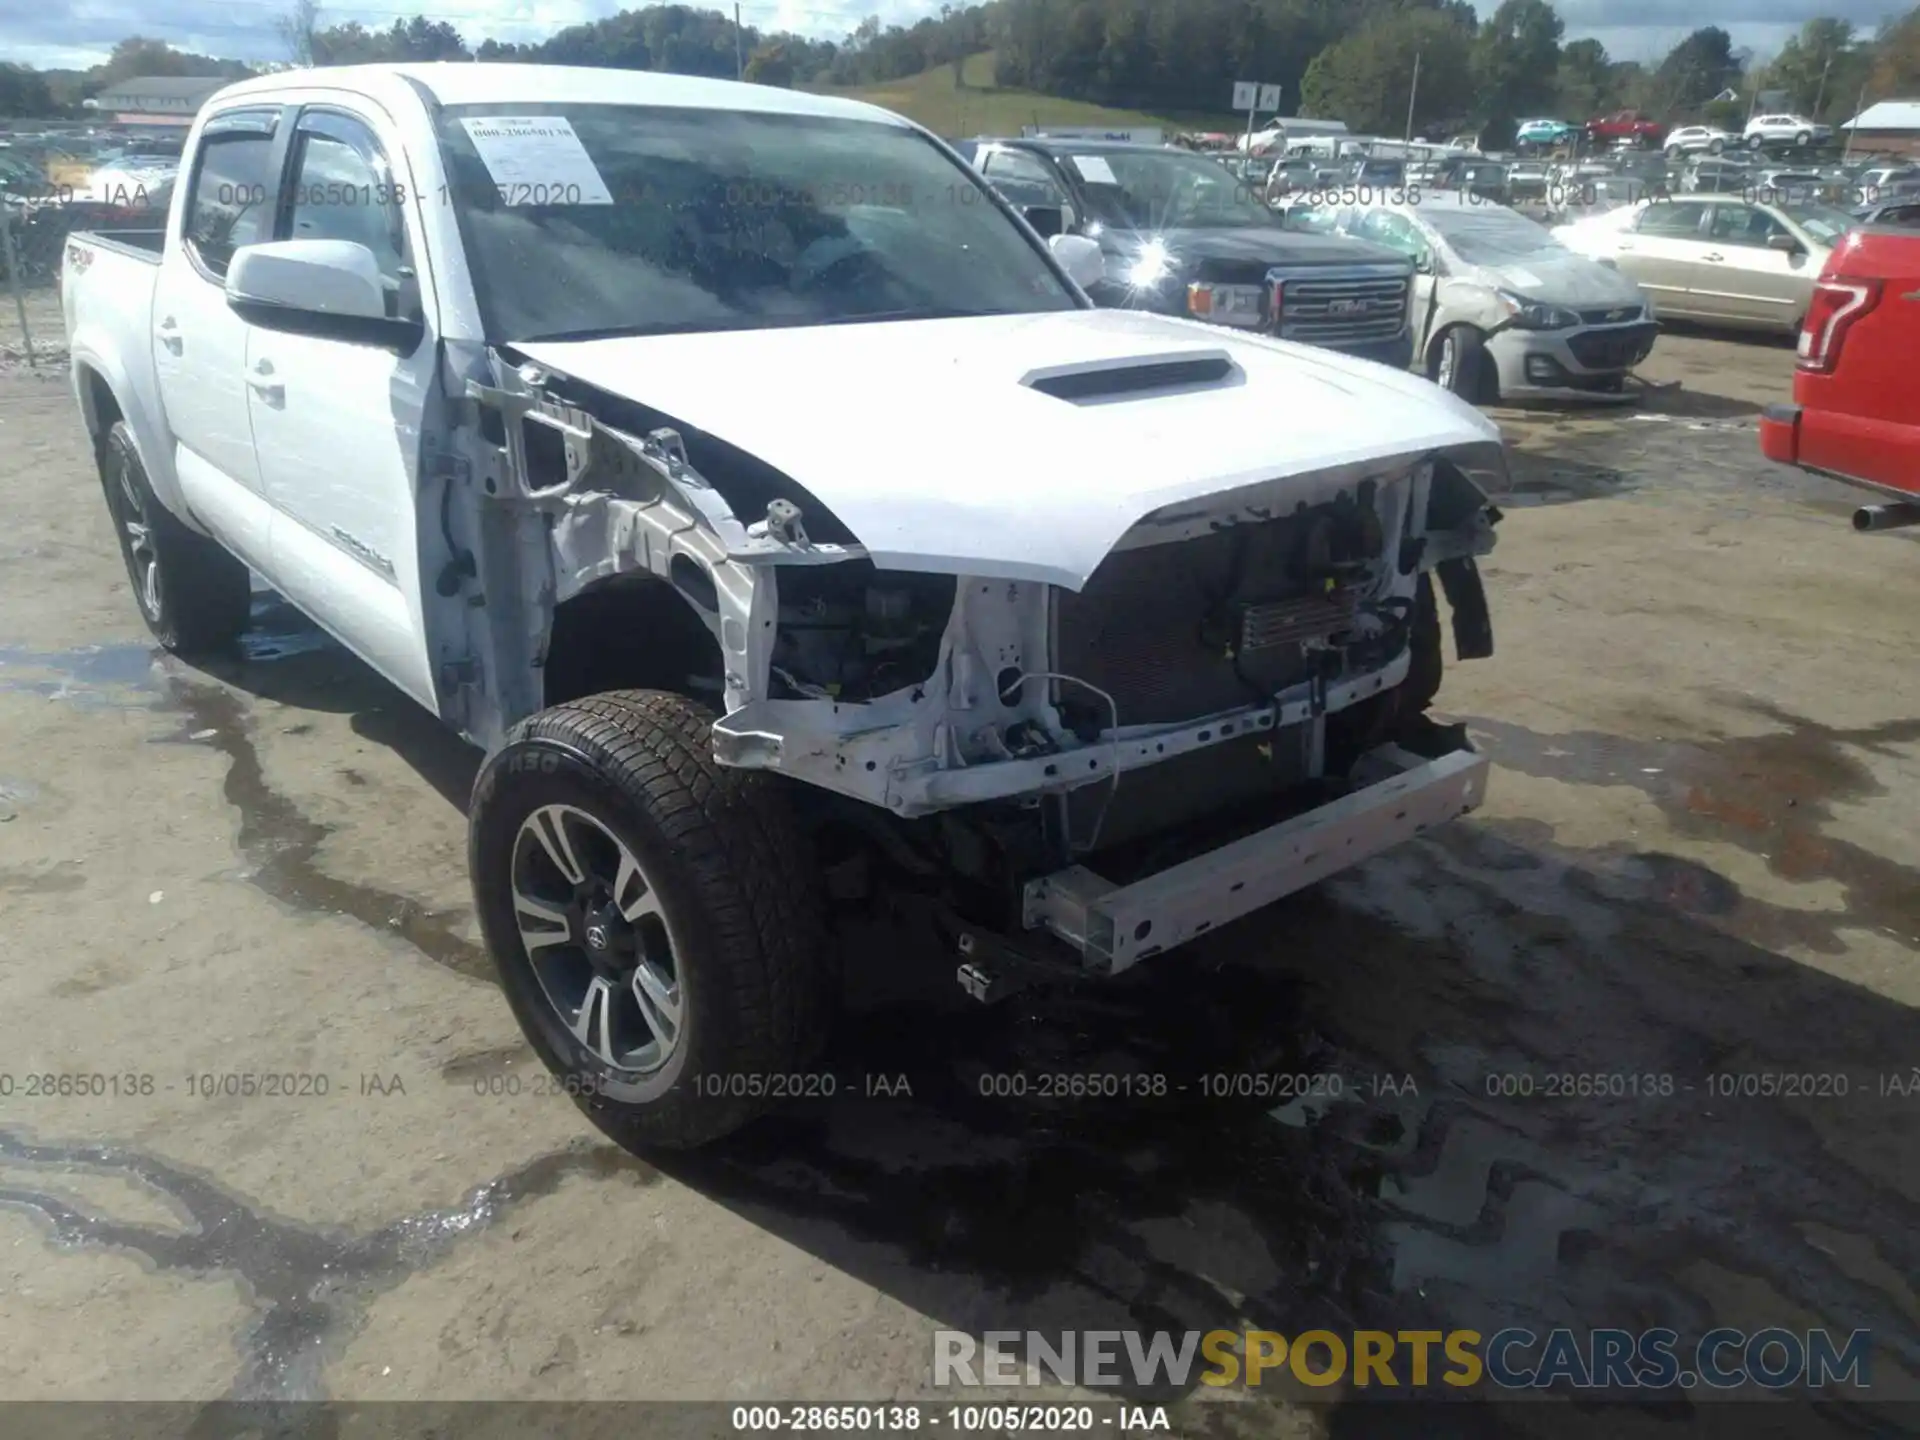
[468,690,831,1150]
[1748,133,1765,149]
[1430,325,1492,404]
[1794,131,1811,147]
[1708,138,1725,154]
[1665,145,1681,160]
[96,420,250,655]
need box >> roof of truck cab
[206,63,910,127]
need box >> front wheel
[469,690,831,1150]
[1431,325,1491,404]
[1666,145,1682,159]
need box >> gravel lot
[2,286,1918,1434]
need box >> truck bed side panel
[62,230,191,523]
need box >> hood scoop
[1022,350,1242,404]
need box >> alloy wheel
[114,451,163,623]
[510,803,684,1074]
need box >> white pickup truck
[64,63,1507,1147]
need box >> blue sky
[0,0,1906,75]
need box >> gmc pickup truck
[64,64,1507,1148]
[970,137,1417,371]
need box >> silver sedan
[1552,193,1858,333]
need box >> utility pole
[734,2,744,80]
[1403,50,1421,144]
[1841,81,1867,163]
[1813,52,1832,120]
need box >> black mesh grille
[1567,322,1659,369]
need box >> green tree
[745,40,796,87]
[1765,18,1863,122]
[1555,36,1612,119]
[1471,0,1563,123]
[1299,6,1475,135]
[1870,6,1920,99]
[0,63,55,117]
[1650,26,1740,114]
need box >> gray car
[1292,191,1658,402]
[1553,193,1858,333]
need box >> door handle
[158,318,182,354]
[246,359,284,403]
[1703,252,1726,262]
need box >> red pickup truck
[1585,110,1664,147]
[1759,226,1920,531]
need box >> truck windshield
[1059,149,1274,230]
[433,103,1079,342]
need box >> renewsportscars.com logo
[934,1328,1873,1392]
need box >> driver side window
[285,114,416,319]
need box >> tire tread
[491,690,829,1148]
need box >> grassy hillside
[818,52,1234,138]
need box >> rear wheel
[1665,145,1682,159]
[1748,133,1765,149]
[97,420,249,655]
[1708,138,1725,154]
[1794,130,1812,147]
[469,690,831,1150]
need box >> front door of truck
[243,102,440,712]
[153,105,285,569]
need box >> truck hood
[1109,225,1408,270]
[516,308,1500,591]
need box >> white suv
[1744,114,1832,147]
[1664,124,1732,157]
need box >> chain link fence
[2,202,90,289]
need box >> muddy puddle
[0,1127,649,1411]
[1464,702,1920,953]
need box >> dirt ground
[2,286,1917,1436]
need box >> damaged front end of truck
[440,345,1505,993]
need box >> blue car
[1515,118,1577,148]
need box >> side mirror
[225,239,421,350]
[1413,250,1436,274]
[1766,232,1803,253]
[1049,232,1106,290]
[1021,204,1066,239]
